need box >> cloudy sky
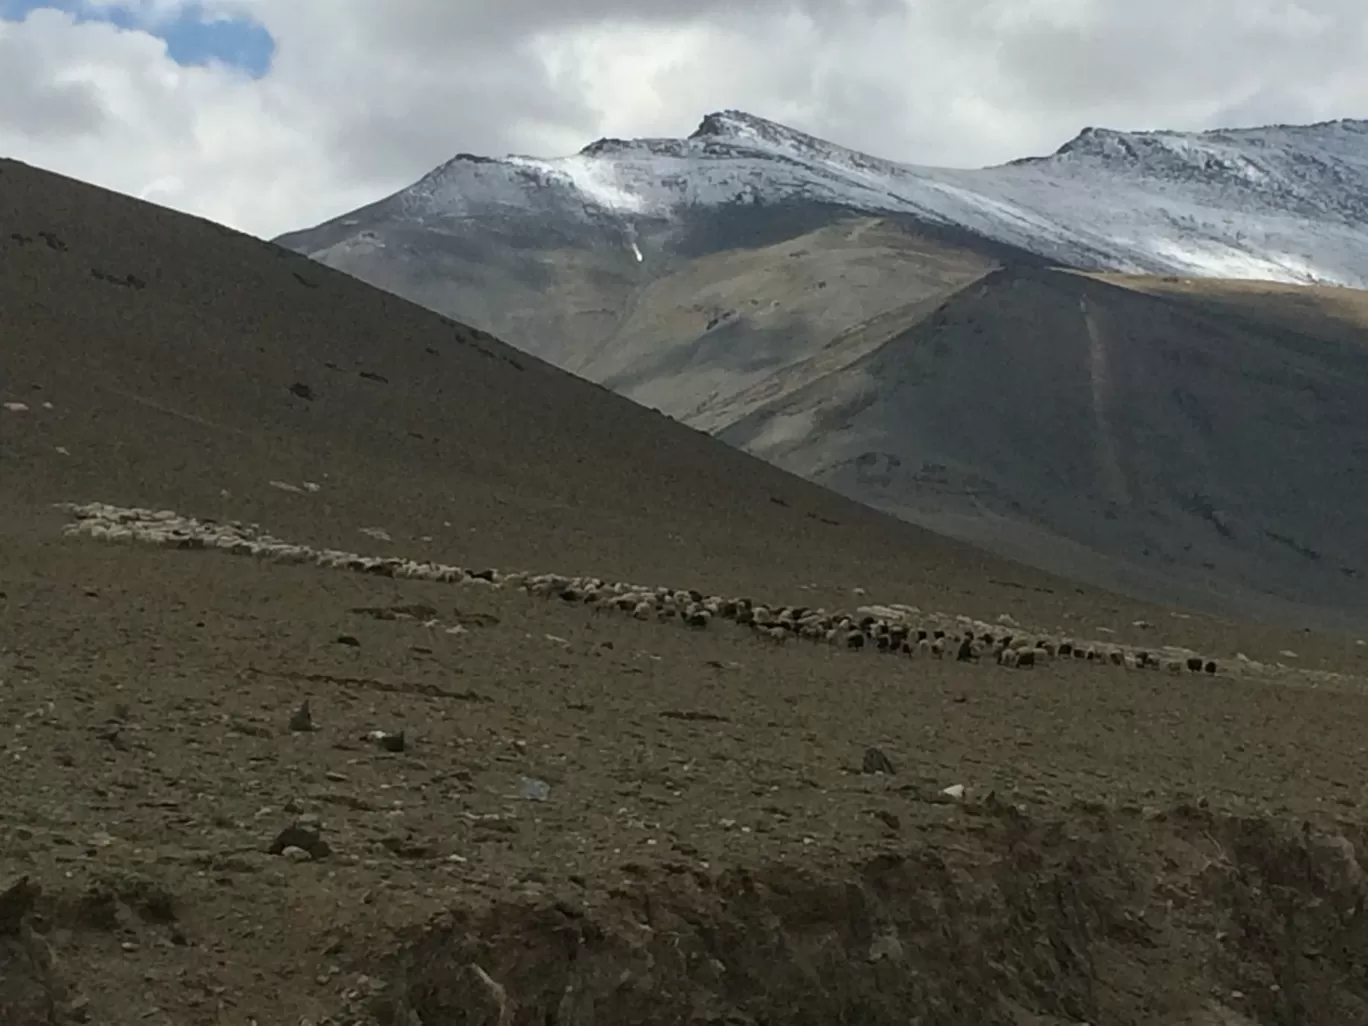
[2,0,1365,239]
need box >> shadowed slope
[0,158,1156,636]
[714,267,1368,627]
[1096,272,1368,346]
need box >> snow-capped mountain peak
[687,109,845,160]
[689,108,781,141]
[333,110,1368,288]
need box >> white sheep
[58,501,1228,686]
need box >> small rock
[281,846,313,863]
[288,700,315,733]
[269,824,331,860]
[868,932,905,963]
[519,777,551,802]
[941,784,966,801]
[336,634,360,648]
[381,836,439,859]
[861,747,896,775]
[375,731,406,753]
[0,875,39,930]
[94,724,126,749]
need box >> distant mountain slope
[272,112,1368,625]
[712,266,1368,624]
[279,109,1368,287]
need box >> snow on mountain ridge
[361,110,1368,287]
[1031,119,1368,222]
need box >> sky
[2,0,1366,239]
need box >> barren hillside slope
[0,161,1048,621]
[4,158,1368,1026]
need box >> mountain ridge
[283,107,1368,286]
[273,112,1368,626]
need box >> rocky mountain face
[282,109,1368,286]
[274,111,1368,627]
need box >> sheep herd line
[51,501,1245,680]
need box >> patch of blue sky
[0,0,275,77]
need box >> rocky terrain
[273,113,1368,627]
[5,156,1368,1025]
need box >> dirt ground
[6,514,1368,1025]
[6,158,1368,1025]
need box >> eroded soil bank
[359,803,1368,1026]
[11,800,1364,1026]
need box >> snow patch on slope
[512,154,652,215]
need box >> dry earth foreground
[4,158,1368,1025]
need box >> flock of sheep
[58,501,1222,677]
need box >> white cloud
[0,7,353,235]
[2,0,1366,239]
